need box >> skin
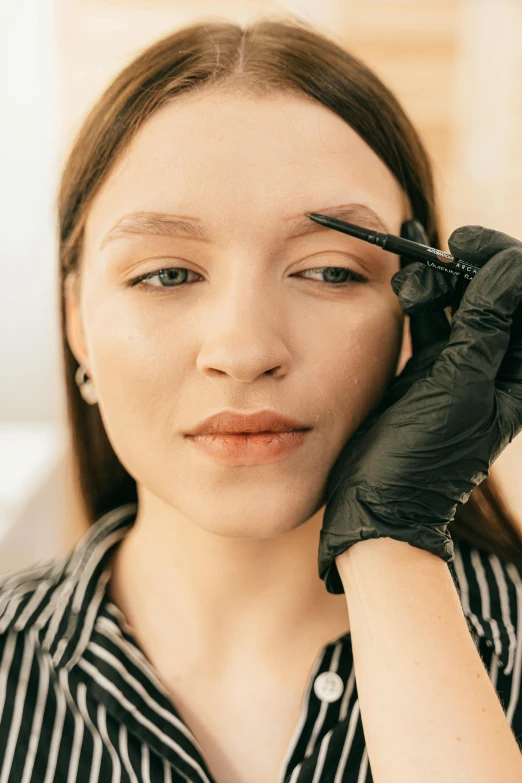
[65,89,412,688]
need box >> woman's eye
[129,267,200,289]
[300,266,367,285]
[127,264,368,292]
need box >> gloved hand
[318,223,522,594]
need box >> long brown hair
[58,16,522,566]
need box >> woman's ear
[395,314,412,377]
[64,272,91,370]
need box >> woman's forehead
[84,94,407,247]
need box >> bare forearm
[336,537,522,783]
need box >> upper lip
[185,409,311,436]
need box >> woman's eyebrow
[285,204,390,237]
[99,203,389,249]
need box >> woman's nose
[193,285,293,382]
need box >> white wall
[0,0,69,573]
[0,0,64,424]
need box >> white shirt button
[313,671,344,703]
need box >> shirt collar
[29,503,139,671]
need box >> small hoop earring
[75,364,98,405]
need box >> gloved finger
[400,217,431,249]
[397,220,452,354]
[430,243,522,393]
[391,263,455,313]
[448,224,522,264]
[448,224,522,341]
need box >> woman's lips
[186,429,309,466]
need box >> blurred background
[1,0,522,573]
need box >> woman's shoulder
[0,503,138,643]
[449,537,521,677]
[0,555,70,640]
[0,504,137,664]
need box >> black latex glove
[318,223,522,594]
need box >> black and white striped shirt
[0,503,520,782]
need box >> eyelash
[127,264,368,292]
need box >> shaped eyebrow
[285,203,390,238]
[99,202,390,250]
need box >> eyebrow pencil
[305,213,481,281]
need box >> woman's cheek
[332,303,404,437]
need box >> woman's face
[66,90,411,538]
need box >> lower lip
[185,430,310,466]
